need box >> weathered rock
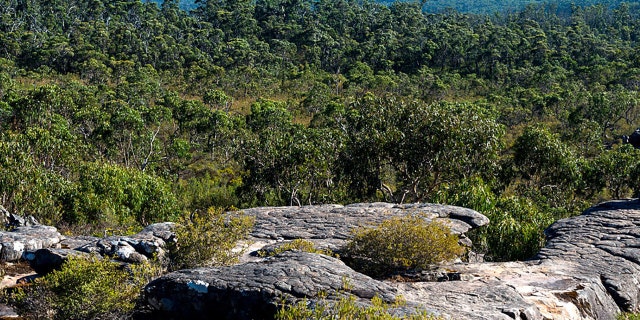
[533,199,640,316]
[137,222,176,243]
[21,222,174,273]
[0,205,39,229]
[0,303,19,319]
[141,251,403,320]
[242,202,488,257]
[0,225,63,262]
[59,236,101,250]
[26,248,96,274]
[139,200,640,320]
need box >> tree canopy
[2,0,640,260]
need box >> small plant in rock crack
[276,282,441,320]
[257,239,337,257]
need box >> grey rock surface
[0,225,63,262]
[0,303,19,319]
[0,222,174,274]
[26,248,96,274]
[26,223,174,273]
[533,199,640,317]
[141,251,404,320]
[242,202,487,256]
[140,200,640,320]
[0,205,39,229]
[9,200,640,319]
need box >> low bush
[276,292,439,320]
[6,255,161,320]
[166,207,254,271]
[431,177,555,261]
[257,239,336,257]
[343,216,465,278]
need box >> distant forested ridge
[145,0,640,14]
[3,0,640,260]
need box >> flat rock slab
[141,251,403,320]
[242,202,488,255]
[0,225,63,262]
[141,200,640,320]
[534,199,640,316]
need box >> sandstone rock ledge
[139,200,640,320]
[241,202,488,257]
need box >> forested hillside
[145,0,640,14]
[2,0,640,260]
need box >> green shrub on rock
[166,207,254,271]
[276,292,440,320]
[344,216,465,278]
[258,239,336,257]
[7,255,161,320]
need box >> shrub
[431,177,555,261]
[71,161,180,227]
[276,292,439,320]
[257,239,336,257]
[619,313,640,320]
[7,256,161,320]
[166,207,254,271]
[343,216,465,278]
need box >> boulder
[27,223,174,273]
[141,251,405,320]
[26,248,96,274]
[534,199,640,315]
[0,205,39,228]
[0,225,63,262]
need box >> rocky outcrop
[27,248,96,274]
[142,251,406,320]
[0,225,63,262]
[7,200,640,319]
[242,202,488,255]
[24,223,175,273]
[138,203,491,319]
[0,205,39,229]
[139,200,640,320]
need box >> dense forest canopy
[144,0,640,14]
[3,0,640,260]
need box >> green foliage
[166,207,255,271]
[479,197,554,261]
[432,177,554,261]
[7,256,161,320]
[174,168,241,212]
[511,126,580,190]
[70,162,180,227]
[257,239,336,257]
[619,312,640,320]
[344,216,465,278]
[0,133,74,225]
[1,0,640,268]
[583,144,640,199]
[276,292,438,320]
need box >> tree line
[2,0,640,260]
